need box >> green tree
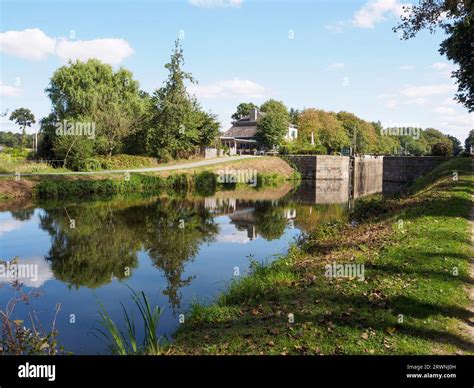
[336,111,377,154]
[297,109,349,153]
[255,100,290,149]
[289,108,300,125]
[45,59,146,158]
[398,135,429,155]
[148,40,219,160]
[394,0,473,112]
[260,99,289,117]
[431,141,453,156]
[447,134,463,156]
[422,128,450,150]
[464,129,474,153]
[231,102,258,120]
[9,108,35,149]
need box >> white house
[220,108,298,155]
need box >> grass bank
[0,156,297,201]
[34,170,296,199]
[172,157,473,355]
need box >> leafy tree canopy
[231,102,258,121]
[394,0,473,112]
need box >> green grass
[94,285,166,355]
[34,170,292,200]
[172,157,473,355]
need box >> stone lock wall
[284,155,349,180]
[283,155,447,201]
[383,157,447,183]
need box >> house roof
[223,125,258,138]
[221,109,298,139]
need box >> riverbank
[172,157,473,355]
[0,156,297,201]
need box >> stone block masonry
[383,157,447,183]
[283,155,448,199]
[284,155,349,180]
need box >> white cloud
[189,79,266,99]
[0,82,21,97]
[0,28,55,60]
[0,257,53,288]
[325,21,345,33]
[431,62,449,70]
[442,97,458,106]
[328,63,345,70]
[189,0,242,8]
[0,218,23,235]
[401,84,456,98]
[55,38,133,65]
[434,106,456,115]
[377,93,396,99]
[399,64,415,70]
[215,223,251,244]
[352,0,409,29]
[441,114,473,127]
[384,99,398,109]
[405,97,427,106]
[0,28,133,65]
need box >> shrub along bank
[34,171,295,199]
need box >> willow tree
[45,59,146,160]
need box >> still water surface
[0,183,359,354]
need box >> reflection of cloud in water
[0,218,24,236]
[0,257,53,288]
[215,223,250,244]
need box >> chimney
[249,108,258,121]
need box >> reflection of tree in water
[124,199,218,312]
[39,205,140,289]
[10,208,35,221]
[253,201,288,240]
[39,198,218,311]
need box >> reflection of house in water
[228,208,257,240]
[205,197,288,241]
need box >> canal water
[0,181,375,354]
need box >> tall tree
[231,102,257,121]
[464,129,474,153]
[289,108,300,125]
[149,40,219,159]
[256,99,290,149]
[297,109,349,153]
[9,108,35,149]
[45,59,146,158]
[336,111,377,154]
[447,134,463,155]
[394,0,473,112]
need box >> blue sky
[0,0,472,141]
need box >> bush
[35,175,168,199]
[279,143,326,155]
[194,171,217,196]
[431,141,453,157]
[166,173,192,193]
[256,173,286,188]
[52,135,95,171]
[96,154,159,170]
